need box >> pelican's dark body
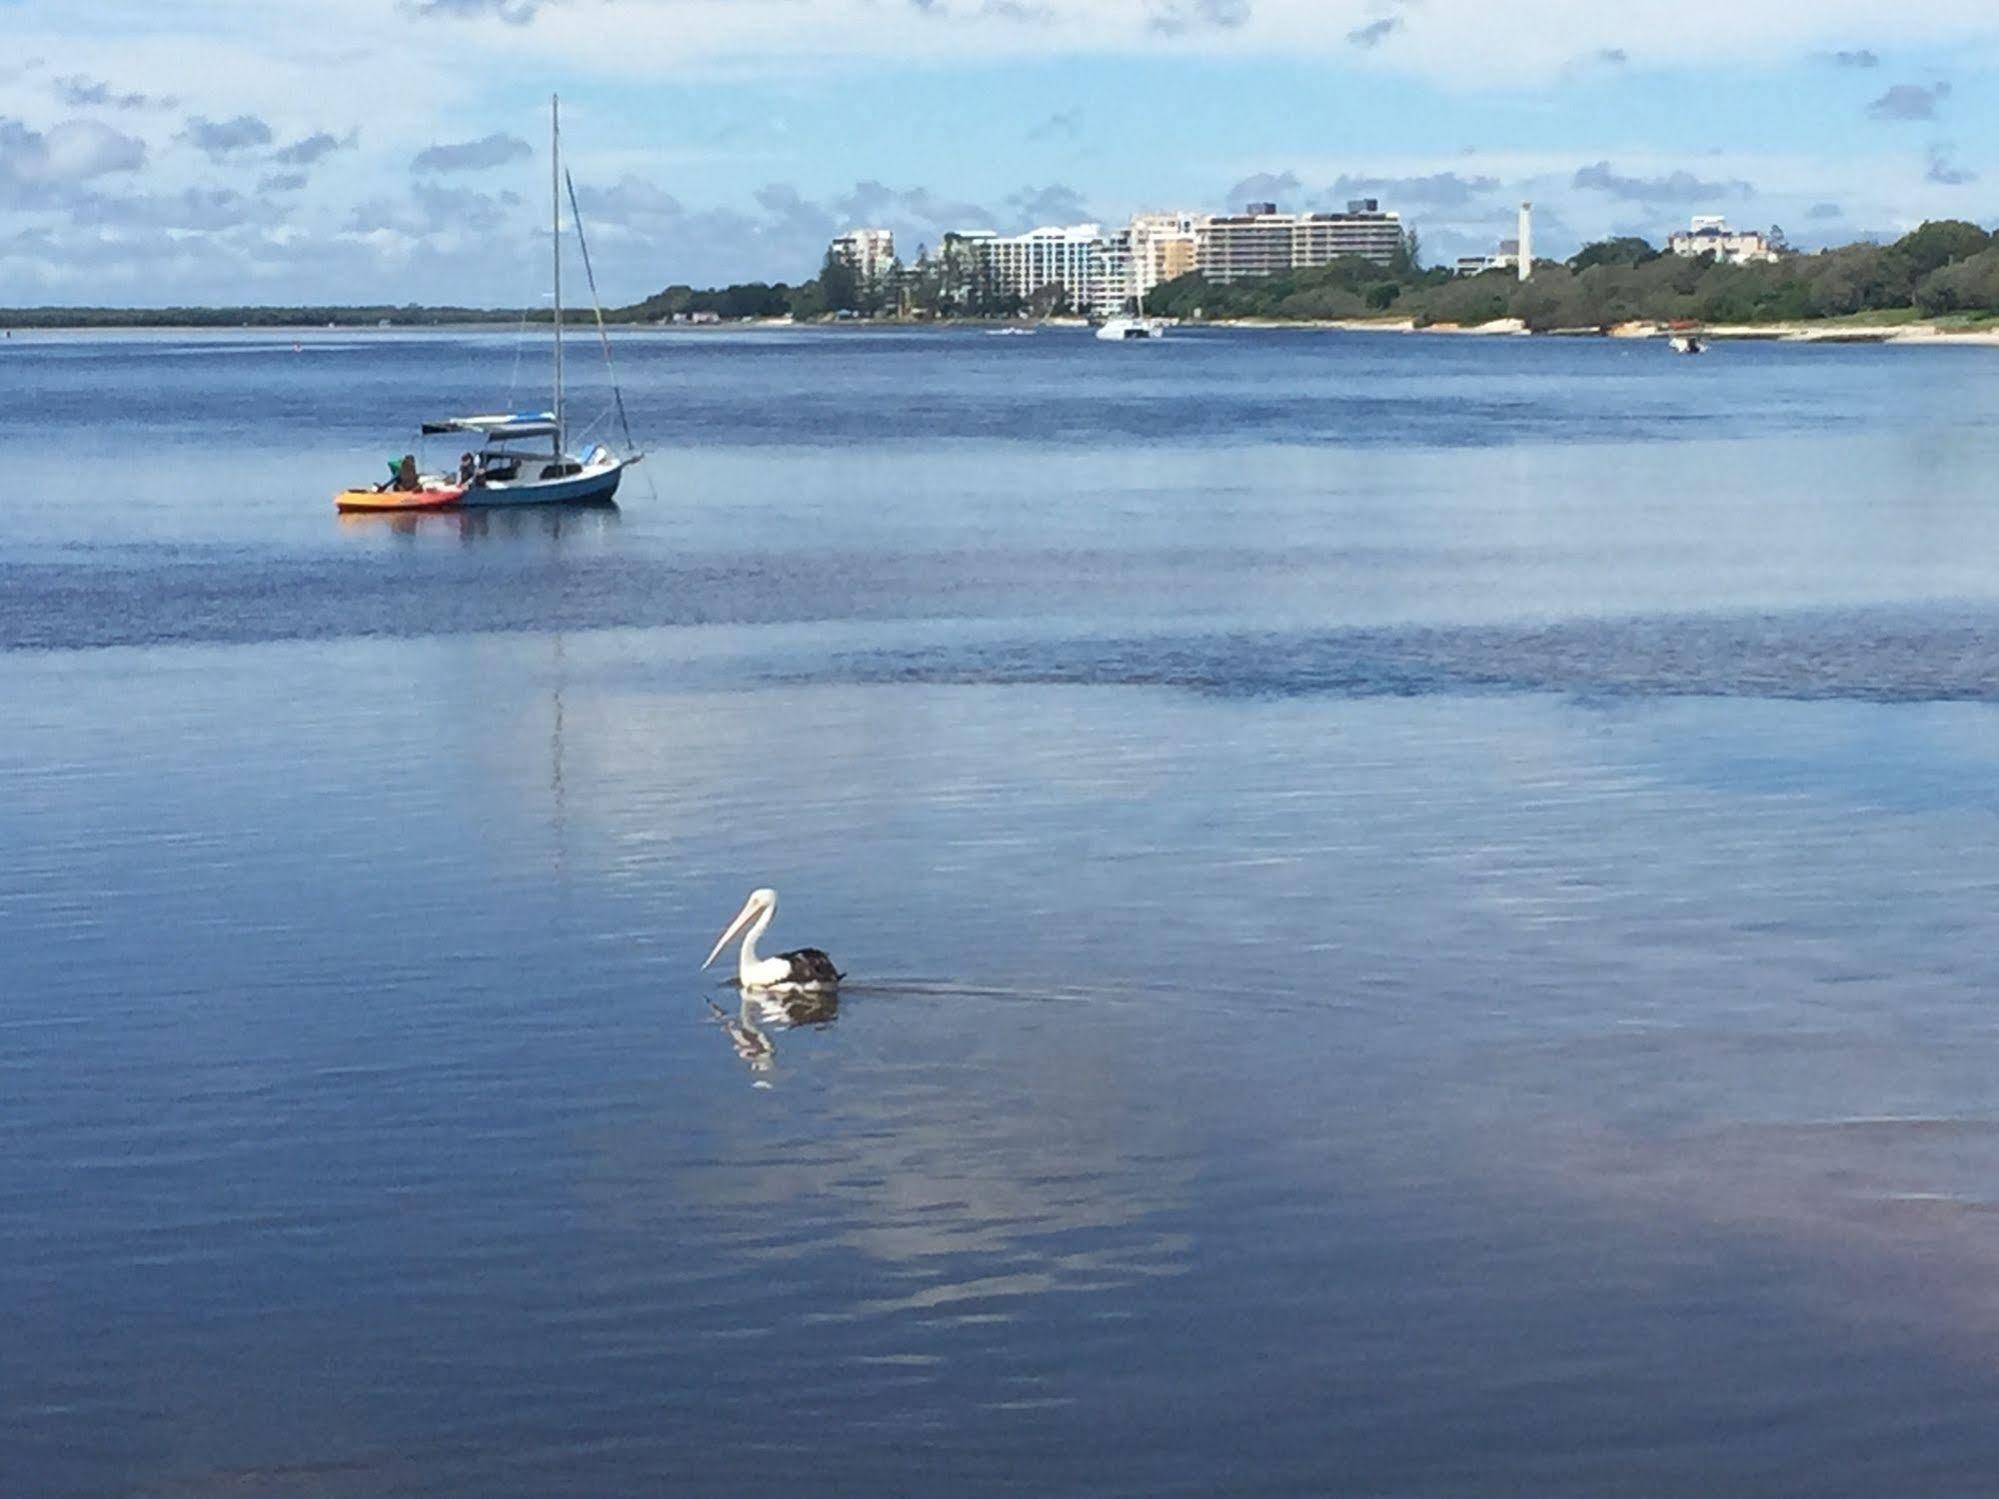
[775,947,842,989]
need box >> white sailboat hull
[1096,317,1167,341]
[461,456,629,507]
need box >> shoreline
[10,314,1999,346]
[1192,315,1999,345]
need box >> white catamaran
[338,95,642,513]
[1095,235,1168,342]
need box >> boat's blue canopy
[421,413,558,439]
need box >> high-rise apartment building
[948,224,1114,313]
[1195,200,1405,283]
[985,224,1102,305]
[1129,212,1200,295]
[828,227,897,283]
[1090,233,1135,316]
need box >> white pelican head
[702,887,778,973]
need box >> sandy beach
[1197,314,1999,346]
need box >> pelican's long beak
[702,896,762,971]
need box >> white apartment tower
[828,228,896,284]
[1517,202,1533,283]
[950,224,1118,314]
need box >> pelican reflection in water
[707,991,840,1083]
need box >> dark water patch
[14,562,1999,706]
[2,327,1919,454]
[0,544,1256,651]
[799,607,1999,705]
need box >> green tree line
[603,220,1999,329]
[1146,220,1999,331]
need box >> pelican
[701,887,842,993]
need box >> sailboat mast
[551,93,563,453]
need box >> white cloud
[411,132,532,172]
[406,0,1999,82]
[1226,170,1302,205]
[1334,171,1500,211]
[179,113,275,157]
[0,117,146,186]
[53,74,176,111]
[1572,160,1755,203]
[89,184,285,230]
[272,129,358,167]
[14,0,1999,99]
[1,15,460,147]
[1346,18,1401,50]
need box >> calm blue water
[8,327,1999,1496]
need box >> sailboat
[1095,231,1168,342]
[337,96,642,513]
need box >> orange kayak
[334,485,467,513]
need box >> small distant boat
[1095,247,1169,341]
[1095,316,1168,341]
[986,326,1037,337]
[335,95,640,515]
[1669,332,1707,355]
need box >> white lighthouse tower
[1517,201,1533,282]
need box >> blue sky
[3,0,1998,305]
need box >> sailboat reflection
[707,989,840,1084]
[337,501,620,542]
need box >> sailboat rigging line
[563,166,640,460]
[504,301,531,414]
[551,93,563,453]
